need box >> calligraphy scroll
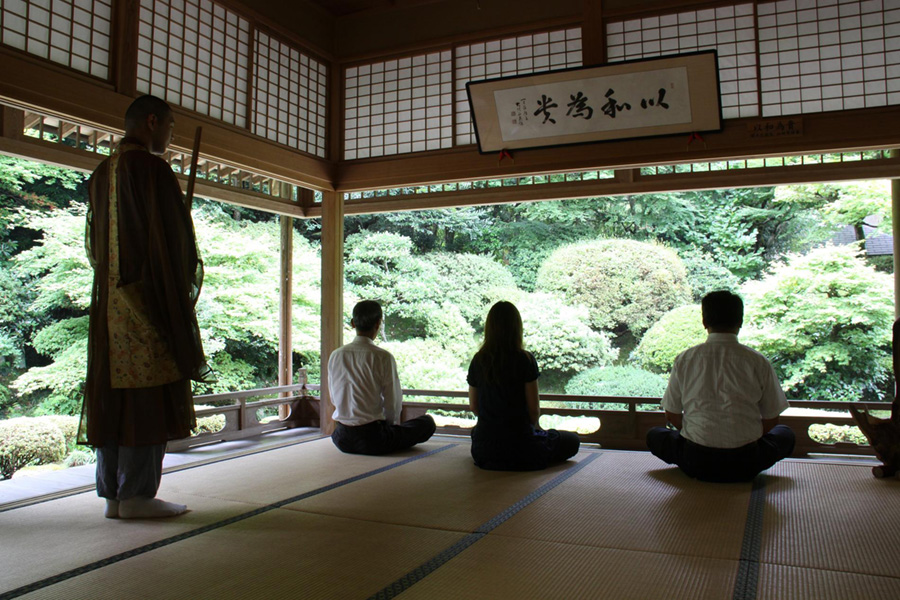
[467,51,721,153]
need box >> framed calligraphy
[466,51,722,153]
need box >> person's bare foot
[104,499,119,519]
[118,497,188,519]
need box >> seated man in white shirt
[328,300,436,455]
[646,291,795,482]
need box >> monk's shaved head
[123,94,175,154]
[124,95,172,130]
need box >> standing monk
[80,95,211,519]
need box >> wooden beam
[335,107,900,192]
[0,47,335,191]
[307,155,900,216]
[0,106,24,140]
[0,131,319,217]
[319,190,343,436]
[299,187,316,217]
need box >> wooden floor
[1,436,898,600]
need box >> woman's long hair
[475,301,524,384]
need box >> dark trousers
[472,427,581,471]
[96,443,166,500]
[646,425,796,483]
[331,415,436,455]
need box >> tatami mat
[4,436,899,600]
[0,491,258,593]
[397,535,738,600]
[761,460,900,578]
[282,444,577,532]
[757,564,900,600]
[0,438,452,596]
[12,510,467,600]
[489,451,753,560]
[161,437,451,506]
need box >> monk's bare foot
[104,499,119,519]
[119,497,187,519]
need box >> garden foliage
[632,305,707,374]
[0,417,67,479]
[0,156,896,463]
[536,239,692,337]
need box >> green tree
[775,181,891,241]
[382,338,468,393]
[741,244,893,402]
[9,201,322,411]
[632,304,707,374]
[536,239,692,339]
[420,252,518,327]
[495,291,618,392]
[9,207,91,416]
[344,231,444,340]
[677,248,742,301]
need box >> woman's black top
[467,350,548,470]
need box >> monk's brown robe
[79,138,211,447]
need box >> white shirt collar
[706,332,739,343]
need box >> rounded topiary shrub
[632,305,707,374]
[0,417,67,479]
[808,424,868,446]
[565,366,668,410]
[34,415,80,452]
[192,414,227,436]
[536,239,691,337]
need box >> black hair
[352,300,383,334]
[701,290,744,331]
[474,301,524,384]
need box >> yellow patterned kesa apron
[106,144,182,389]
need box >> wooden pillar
[112,0,140,97]
[582,0,605,66]
[278,200,294,419]
[320,189,343,434]
[892,149,900,319]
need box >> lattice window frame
[252,28,328,159]
[344,50,453,160]
[0,0,112,79]
[606,3,758,119]
[136,0,251,127]
[758,0,900,117]
[455,27,583,145]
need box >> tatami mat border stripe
[732,474,767,600]
[0,443,458,600]
[0,432,329,514]
[369,452,602,600]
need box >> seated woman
[467,301,580,470]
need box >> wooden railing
[167,373,320,451]
[174,379,885,457]
[400,390,885,458]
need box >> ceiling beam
[306,155,900,216]
[335,107,900,192]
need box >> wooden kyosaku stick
[185,126,202,206]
